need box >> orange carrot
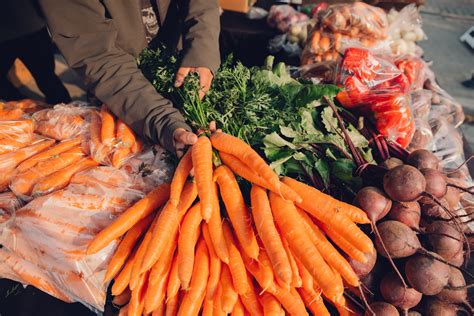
[298,288,330,316]
[203,224,222,300]
[0,138,54,173]
[260,293,284,316]
[282,176,370,224]
[115,119,136,148]
[128,270,149,316]
[140,181,197,273]
[100,104,115,145]
[282,177,373,252]
[131,138,142,154]
[112,249,137,296]
[32,158,99,196]
[0,119,34,138]
[296,207,359,286]
[281,234,302,289]
[166,255,180,300]
[145,261,171,314]
[177,239,209,316]
[239,273,263,316]
[104,213,155,283]
[151,302,165,316]
[211,132,281,195]
[0,137,31,155]
[222,222,250,295]
[250,185,291,285]
[16,137,82,173]
[165,295,179,316]
[273,286,307,316]
[231,298,246,316]
[10,146,85,196]
[0,108,23,120]
[112,147,130,168]
[177,203,202,290]
[89,111,107,163]
[112,287,131,306]
[214,165,259,260]
[169,149,192,207]
[221,264,238,313]
[87,182,170,254]
[207,183,229,263]
[320,223,368,263]
[219,152,301,203]
[148,236,177,286]
[213,284,226,316]
[241,247,275,294]
[295,257,314,294]
[269,192,343,303]
[202,297,214,316]
[192,136,213,221]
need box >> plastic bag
[428,116,464,167]
[0,162,168,311]
[395,55,425,90]
[32,104,93,141]
[0,119,36,155]
[267,5,309,33]
[335,47,414,148]
[387,4,426,56]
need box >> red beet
[388,202,421,230]
[380,273,422,312]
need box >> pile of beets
[349,149,473,316]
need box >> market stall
[0,1,473,316]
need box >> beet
[424,298,458,316]
[354,187,392,222]
[381,157,404,170]
[375,221,420,258]
[419,168,448,204]
[349,250,377,277]
[448,250,465,267]
[365,302,399,316]
[380,273,422,312]
[445,179,462,209]
[407,149,440,170]
[388,202,421,230]
[426,221,463,261]
[421,199,451,220]
[407,312,421,316]
[405,254,450,295]
[383,165,426,202]
[437,268,469,306]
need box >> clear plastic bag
[0,119,36,155]
[395,55,425,91]
[267,5,309,33]
[428,116,464,167]
[387,4,426,56]
[0,164,163,311]
[32,104,93,141]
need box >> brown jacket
[38,0,220,152]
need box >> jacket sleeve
[180,0,221,74]
[38,0,191,152]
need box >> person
[38,0,221,156]
[0,0,72,105]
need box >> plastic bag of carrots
[0,162,171,312]
[86,131,374,315]
[87,105,142,168]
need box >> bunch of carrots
[90,105,141,168]
[87,131,374,316]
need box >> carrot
[89,111,107,163]
[214,165,258,260]
[87,182,170,254]
[151,302,165,316]
[0,108,23,120]
[0,137,32,155]
[269,192,343,303]
[104,213,155,283]
[282,177,370,224]
[10,146,85,196]
[130,216,160,290]
[100,104,115,145]
[166,255,180,299]
[0,119,34,138]
[221,265,238,313]
[298,288,330,316]
[165,295,179,316]
[112,147,130,168]
[32,158,99,196]
[241,247,275,294]
[260,293,284,316]
[177,203,202,290]
[145,260,171,314]
[272,286,308,316]
[239,274,263,316]
[112,248,137,296]
[16,137,80,173]
[207,183,229,263]
[112,287,131,306]
[211,132,281,195]
[213,284,226,316]
[320,222,368,263]
[115,119,136,148]
[177,239,209,316]
[192,136,213,221]
[202,298,214,316]
[128,270,149,316]
[203,224,222,300]
[250,185,291,285]
[131,138,142,154]
[118,304,129,316]
[0,138,54,172]
[296,207,359,286]
[231,297,246,316]
[282,177,373,252]
[141,181,197,273]
[148,236,177,286]
[295,257,314,294]
[281,234,302,289]
[222,222,251,295]
[169,149,192,207]
[219,152,301,203]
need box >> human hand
[174,67,213,100]
[173,128,198,158]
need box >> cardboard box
[220,0,256,13]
